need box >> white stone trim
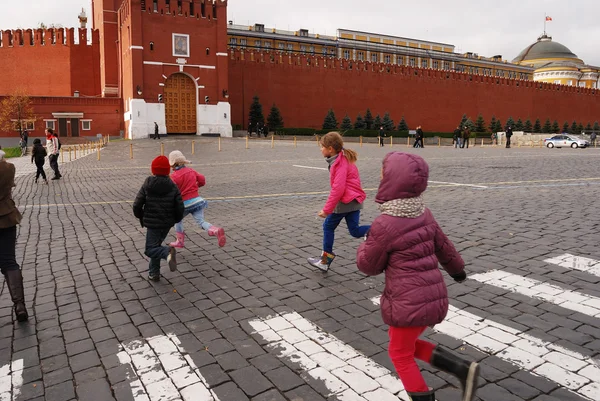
[216,52,228,56]
[52,112,84,119]
[534,70,582,81]
[143,61,215,69]
[130,45,144,50]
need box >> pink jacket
[323,152,367,214]
[356,152,464,328]
[170,167,206,201]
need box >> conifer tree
[488,116,497,132]
[494,119,503,133]
[266,104,284,129]
[475,114,486,132]
[506,116,515,129]
[248,96,265,128]
[397,116,408,131]
[585,122,593,132]
[340,114,353,130]
[354,113,366,130]
[458,113,468,129]
[382,112,395,131]
[594,121,600,132]
[542,119,552,133]
[515,119,524,131]
[570,120,578,134]
[322,109,339,130]
[552,120,560,133]
[577,122,584,134]
[373,114,383,129]
[562,121,570,133]
[524,119,533,132]
[533,118,542,133]
[364,109,374,130]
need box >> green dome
[513,35,579,63]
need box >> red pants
[388,326,436,393]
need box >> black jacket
[133,176,184,229]
[31,143,47,165]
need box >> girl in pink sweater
[307,132,370,272]
[168,151,226,248]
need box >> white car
[544,135,589,149]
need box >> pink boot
[208,226,226,247]
[169,232,185,248]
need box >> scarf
[379,196,425,218]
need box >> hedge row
[275,128,491,139]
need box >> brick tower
[93,0,231,139]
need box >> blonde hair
[320,132,358,163]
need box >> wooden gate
[165,73,197,134]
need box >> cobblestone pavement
[2,137,600,401]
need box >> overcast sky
[1,0,598,65]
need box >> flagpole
[544,13,546,35]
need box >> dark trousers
[462,139,469,148]
[35,161,46,181]
[506,137,511,148]
[154,131,159,140]
[379,137,385,147]
[323,210,370,253]
[49,154,61,177]
[0,226,20,275]
[145,227,171,275]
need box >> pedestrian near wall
[45,128,61,180]
[506,126,513,148]
[31,138,48,184]
[154,122,160,140]
[0,150,29,322]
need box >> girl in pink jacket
[168,151,226,248]
[308,132,370,272]
[357,152,479,401]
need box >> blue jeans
[145,227,171,276]
[323,210,370,253]
[175,199,212,233]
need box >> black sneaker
[51,176,60,180]
[148,273,160,282]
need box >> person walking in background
[357,152,479,401]
[416,126,425,148]
[154,122,160,140]
[0,150,29,322]
[31,138,48,185]
[591,132,597,147]
[453,127,462,148]
[133,156,184,281]
[461,126,470,149]
[379,126,386,147]
[168,150,227,249]
[20,130,29,156]
[307,132,370,272]
[506,126,513,148]
[45,128,61,180]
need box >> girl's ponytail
[343,148,358,163]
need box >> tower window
[200,1,205,17]
[165,0,170,14]
[206,47,210,55]
[153,0,158,12]
[150,41,154,51]
[212,3,217,19]
[189,1,194,16]
[177,0,182,14]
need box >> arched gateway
[165,73,197,134]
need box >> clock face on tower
[172,34,190,57]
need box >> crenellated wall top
[0,27,99,48]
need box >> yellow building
[227,23,533,79]
[513,34,600,88]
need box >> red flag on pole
[546,16,553,21]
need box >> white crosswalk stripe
[469,270,600,318]
[545,253,600,277]
[370,297,600,400]
[249,312,419,401]
[117,334,220,401]
[0,359,23,401]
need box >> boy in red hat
[133,156,185,281]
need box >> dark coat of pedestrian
[506,126,513,148]
[379,127,387,147]
[461,127,470,148]
[31,138,48,184]
[0,152,29,322]
[133,156,185,281]
[154,122,160,140]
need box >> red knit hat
[151,156,171,176]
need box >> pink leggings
[388,326,436,393]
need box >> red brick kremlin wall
[0,28,101,97]
[228,50,600,132]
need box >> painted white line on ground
[545,253,600,278]
[293,165,328,171]
[249,312,415,401]
[427,180,489,189]
[370,297,600,400]
[0,359,23,401]
[470,270,600,318]
[117,334,220,401]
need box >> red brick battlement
[228,49,600,131]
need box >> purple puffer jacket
[357,152,464,328]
